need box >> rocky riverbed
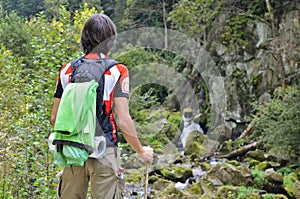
[122,132,300,199]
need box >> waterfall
[180,113,204,149]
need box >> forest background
[0,0,299,198]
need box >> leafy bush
[0,12,33,57]
[253,86,300,160]
[0,5,100,197]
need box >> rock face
[204,2,300,141]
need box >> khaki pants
[57,147,125,199]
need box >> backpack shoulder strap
[104,59,120,70]
[70,58,82,71]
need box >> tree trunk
[217,142,258,159]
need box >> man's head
[81,14,117,55]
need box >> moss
[167,111,182,127]
[184,141,207,156]
[200,162,211,171]
[262,193,289,199]
[220,139,233,153]
[255,161,272,171]
[125,169,143,183]
[226,160,241,167]
[159,166,193,182]
[244,158,260,168]
[159,183,184,199]
[215,185,240,199]
[283,171,299,198]
[148,175,160,184]
[152,178,173,191]
[187,181,203,195]
[246,149,266,161]
[148,108,169,122]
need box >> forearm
[51,98,61,126]
[114,97,153,162]
[118,115,144,153]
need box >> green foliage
[237,186,254,199]
[73,3,99,42]
[113,46,161,69]
[167,111,182,127]
[251,168,267,189]
[0,47,59,198]
[113,0,126,31]
[115,47,169,117]
[1,0,44,18]
[120,0,168,30]
[169,0,222,41]
[43,0,68,19]
[234,138,246,149]
[221,14,251,52]
[253,86,300,160]
[0,5,101,197]
[277,167,293,176]
[0,11,33,57]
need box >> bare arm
[51,98,61,126]
[114,97,153,162]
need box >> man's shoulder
[114,62,128,73]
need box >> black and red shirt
[54,53,129,146]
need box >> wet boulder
[245,149,266,161]
[157,165,193,183]
[205,162,252,188]
[263,168,286,194]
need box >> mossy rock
[122,153,144,169]
[152,178,173,191]
[125,169,143,183]
[226,160,241,167]
[148,175,160,184]
[220,139,233,153]
[184,132,209,156]
[283,170,300,198]
[185,181,203,195]
[245,149,266,161]
[184,141,206,156]
[292,180,300,199]
[148,108,170,122]
[200,162,211,171]
[206,162,252,186]
[159,166,193,182]
[255,161,273,171]
[243,158,260,168]
[261,194,289,199]
[215,185,240,199]
[264,168,283,184]
[157,183,184,199]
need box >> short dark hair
[80,14,117,55]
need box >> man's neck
[84,52,107,59]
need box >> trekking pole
[144,162,149,199]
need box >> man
[51,14,154,199]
